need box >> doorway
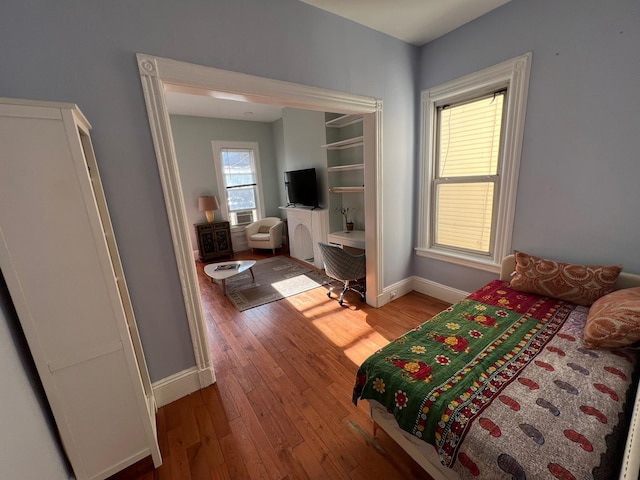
[137,53,382,388]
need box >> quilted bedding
[353,280,638,479]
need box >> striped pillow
[509,251,621,306]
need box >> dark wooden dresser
[194,221,232,262]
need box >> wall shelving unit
[324,113,365,237]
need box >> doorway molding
[136,53,382,393]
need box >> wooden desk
[327,230,365,250]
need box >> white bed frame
[370,255,640,480]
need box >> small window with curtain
[417,53,532,272]
[212,141,264,227]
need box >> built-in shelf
[325,112,365,235]
[329,186,365,193]
[325,114,363,128]
[321,136,363,150]
[328,163,364,173]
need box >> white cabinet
[0,98,161,480]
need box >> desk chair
[317,242,366,306]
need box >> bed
[353,254,640,479]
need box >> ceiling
[299,0,510,46]
[165,89,285,123]
[165,0,510,120]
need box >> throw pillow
[583,288,640,349]
[509,251,621,306]
[258,225,271,233]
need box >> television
[284,168,319,208]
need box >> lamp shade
[198,196,219,212]
[198,196,219,223]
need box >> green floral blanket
[353,280,637,479]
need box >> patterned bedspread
[353,280,638,479]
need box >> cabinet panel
[0,116,120,362]
[53,350,149,477]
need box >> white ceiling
[165,0,510,120]
[299,0,510,46]
[165,90,284,123]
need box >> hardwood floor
[110,251,449,480]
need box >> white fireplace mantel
[280,207,328,269]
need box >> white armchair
[245,217,284,253]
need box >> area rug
[223,256,330,311]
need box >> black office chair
[317,242,366,306]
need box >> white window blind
[433,91,505,254]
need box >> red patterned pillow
[509,251,621,306]
[584,288,640,348]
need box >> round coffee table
[204,260,256,296]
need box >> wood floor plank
[110,251,444,480]
[167,427,192,480]
[193,404,225,470]
[245,385,304,450]
[198,385,233,438]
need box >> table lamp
[198,195,219,223]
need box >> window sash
[430,90,505,256]
[431,179,498,255]
[226,185,257,213]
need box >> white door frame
[136,53,383,387]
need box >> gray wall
[0,0,417,385]
[272,118,287,206]
[414,0,640,292]
[170,114,281,251]
[281,108,329,207]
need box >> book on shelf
[214,263,240,271]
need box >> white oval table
[204,260,256,296]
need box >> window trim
[416,53,532,272]
[212,141,265,228]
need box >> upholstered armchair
[245,217,284,253]
[317,242,366,306]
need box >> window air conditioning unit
[234,210,254,225]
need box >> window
[434,91,505,254]
[417,53,531,272]
[212,141,264,227]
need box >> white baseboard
[412,276,469,304]
[377,277,415,306]
[152,366,216,408]
[377,275,470,307]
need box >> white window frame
[212,141,265,229]
[416,53,532,273]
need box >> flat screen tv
[284,168,319,208]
